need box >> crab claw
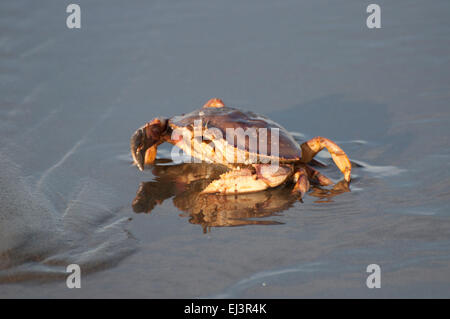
[130,118,169,171]
[130,127,146,171]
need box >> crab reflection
[132,161,350,233]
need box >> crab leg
[304,165,334,186]
[308,179,351,201]
[292,166,310,199]
[300,136,351,182]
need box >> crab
[130,98,352,199]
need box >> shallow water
[1,0,450,298]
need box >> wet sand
[1,0,450,298]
